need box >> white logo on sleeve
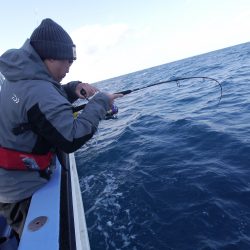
[12,94,19,103]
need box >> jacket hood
[0,39,55,82]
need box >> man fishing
[0,18,123,241]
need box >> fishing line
[73,76,222,114]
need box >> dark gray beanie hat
[30,18,76,60]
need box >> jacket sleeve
[27,85,110,154]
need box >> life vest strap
[0,147,53,171]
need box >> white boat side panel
[69,153,91,250]
[19,161,61,250]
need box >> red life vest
[0,147,53,171]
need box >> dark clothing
[0,198,31,239]
[0,40,110,203]
[0,16,112,244]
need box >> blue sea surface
[75,42,250,250]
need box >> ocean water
[75,42,250,250]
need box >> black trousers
[0,198,31,240]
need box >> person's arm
[27,85,123,154]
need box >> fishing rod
[116,76,222,98]
[72,76,222,114]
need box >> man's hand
[105,93,124,104]
[76,82,99,99]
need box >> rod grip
[115,90,132,95]
[72,104,86,113]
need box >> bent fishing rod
[72,76,222,113]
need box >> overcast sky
[1,0,250,83]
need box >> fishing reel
[79,88,119,120]
[105,104,119,120]
[73,103,119,120]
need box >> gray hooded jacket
[0,40,110,203]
